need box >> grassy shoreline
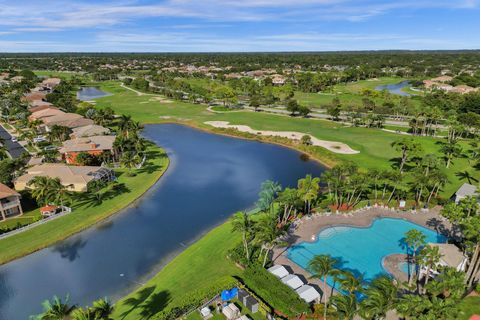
[0,144,169,265]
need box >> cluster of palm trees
[308,250,466,320]
[441,197,480,288]
[28,176,72,207]
[33,295,113,320]
[113,114,147,172]
[231,178,325,267]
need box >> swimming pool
[287,217,446,286]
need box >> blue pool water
[287,218,446,286]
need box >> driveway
[0,124,28,159]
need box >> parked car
[43,145,57,151]
[11,137,17,143]
[33,136,47,143]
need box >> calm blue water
[287,218,446,286]
[77,87,111,101]
[0,124,324,320]
[375,81,414,97]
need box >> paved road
[0,125,28,159]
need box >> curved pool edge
[0,144,170,266]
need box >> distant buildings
[423,76,478,94]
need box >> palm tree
[35,295,76,320]
[70,308,95,320]
[255,180,282,213]
[359,275,398,320]
[335,270,363,295]
[297,174,320,214]
[331,293,358,320]
[120,151,141,173]
[308,254,338,320]
[231,211,254,261]
[418,245,442,292]
[117,114,134,138]
[404,229,426,287]
[440,139,462,168]
[390,138,423,173]
[255,214,287,267]
[396,294,427,319]
[91,298,114,319]
[28,176,64,206]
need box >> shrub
[240,267,309,317]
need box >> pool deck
[272,206,452,303]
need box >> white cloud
[0,0,477,31]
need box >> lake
[375,81,414,96]
[77,87,111,101]
[0,124,325,320]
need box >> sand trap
[205,121,359,154]
[150,97,173,104]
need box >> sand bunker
[204,121,359,154]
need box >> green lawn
[91,79,480,319]
[95,80,476,197]
[33,70,86,80]
[0,144,169,264]
[457,296,480,319]
[112,220,242,319]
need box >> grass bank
[0,143,169,265]
[112,220,241,319]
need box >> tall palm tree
[308,254,338,320]
[440,139,462,168]
[297,174,320,214]
[418,245,442,292]
[390,138,423,173]
[231,211,254,261]
[404,229,426,287]
[255,214,287,267]
[35,295,76,320]
[331,293,358,320]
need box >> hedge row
[240,267,309,317]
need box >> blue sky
[0,0,479,52]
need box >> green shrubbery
[240,267,309,317]
[152,276,239,319]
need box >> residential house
[454,183,478,203]
[42,113,94,130]
[70,124,110,139]
[430,75,453,83]
[41,78,61,90]
[14,163,115,192]
[10,76,24,83]
[29,108,64,122]
[451,85,478,94]
[22,92,47,104]
[0,183,23,221]
[271,74,287,86]
[59,135,115,164]
[29,101,55,112]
